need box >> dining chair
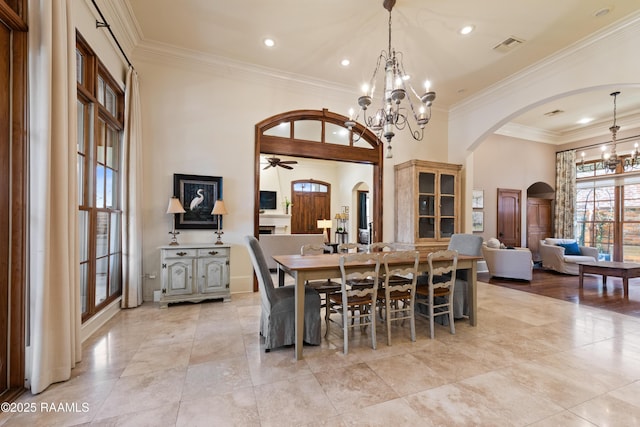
[300,243,341,336]
[337,242,367,253]
[377,250,419,345]
[244,236,322,352]
[415,249,458,339]
[329,252,380,354]
[368,242,396,252]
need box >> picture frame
[472,211,484,232]
[472,190,484,209]
[173,174,223,230]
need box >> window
[576,160,640,262]
[76,33,124,321]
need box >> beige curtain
[28,0,81,394]
[122,67,144,308]
[554,150,576,238]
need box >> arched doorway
[254,109,383,289]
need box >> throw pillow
[557,242,581,255]
[486,237,501,249]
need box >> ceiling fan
[262,156,298,170]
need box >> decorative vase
[285,206,289,214]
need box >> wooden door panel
[290,181,331,235]
[497,188,521,247]
[527,198,552,261]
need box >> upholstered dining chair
[244,236,321,352]
[447,233,483,319]
[300,243,341,335]
[329,252,380,354]
[415,250,458,338]
[377,250,419,346]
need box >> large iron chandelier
[345,0,435,159]
[602,91,622,172]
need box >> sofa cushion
[564,255,597,264]
[545,238,576,245]
[557,242,581,255]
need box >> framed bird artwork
[173,173,223,230]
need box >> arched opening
[526,181,555,261]
[254,109,383,289]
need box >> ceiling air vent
[544,109,564,117]
[493,36,524,53]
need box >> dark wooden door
[0,19,9,398]
[497,188,521,247]
[527,198,552,261]
[290,180,331,234]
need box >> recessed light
[578,117,594,124]
[459,25,474,35]
[340,58,350,67]
[263,38,275,47]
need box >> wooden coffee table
[578,261,640,297]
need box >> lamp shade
[211,199,228,215]
[167,197,186,214]
[317,219,332,229]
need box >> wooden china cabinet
[394,160,462,251]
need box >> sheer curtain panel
[28,0,82,394]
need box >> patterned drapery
[554,150,576,238]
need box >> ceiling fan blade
[279,164,293,170]
[280,161,298,165]
[263,164,273,170]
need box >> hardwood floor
[479,267,640,318]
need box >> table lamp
[317,219,332,243]
[166,197,186,245]
[212,199,228,245]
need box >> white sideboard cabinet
[159,244,230,308]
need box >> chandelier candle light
[346,0,436,159]
[166,197,186,245]
[212,199,228,245]
[601,91,623,172]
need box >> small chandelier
[601,91,622,172]
[345,0,436,159]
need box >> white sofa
[481,245,533,281]
[259,234,325,270]
[539,238,598,275]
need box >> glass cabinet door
[439,174,456,238]
[418,172,435,238]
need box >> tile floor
[3,281,640,426]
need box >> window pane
[593,188,614,221]
[96,211,109,258]
[97,76,105,105]
[293,120,321,141]
[109,254,121,296]
[106,127,118,169]
[263,122,290,138]
[325,123,349,145]
[78,210,89,262]
[97,120,105,164]
[80,262,88,315]
[105,85,116,116]
[622,223,640,262]
[77,101,85,153]
[624,184,640,220]
[96,165,105,208]
[77,154,85,206]
[95,256,108,306]
[105,168,114,208]
[110,213,121,253]
[76,49,84,85]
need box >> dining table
[272,251,481,360]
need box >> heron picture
[173,174,223,229]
